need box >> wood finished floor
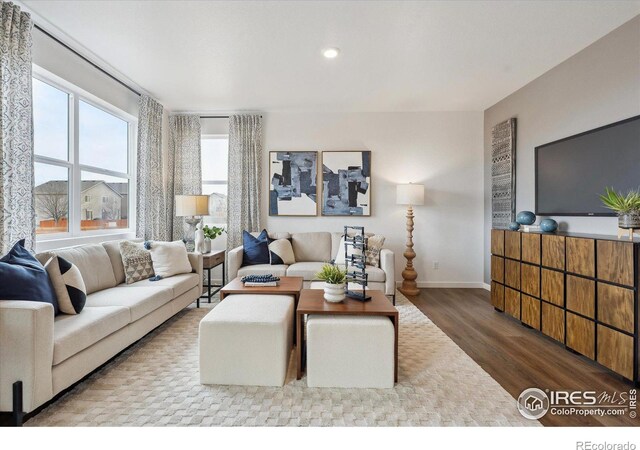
[407,288,638,426]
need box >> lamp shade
[396,183,424,206]
[175,195,210,216]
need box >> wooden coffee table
[296,289,399,382]
[220,276,304,340]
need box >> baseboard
[483,283,491,291]
[395,281,486,289]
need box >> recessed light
[322,47,340,59]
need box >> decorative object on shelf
[175,195,210,251]
[522,225,541,233]
[516,210,536,225]
[491,118,517,228]
[314,263,347,302]
[240,274,281,287]
[396,184,425,297]
[269,151,318,216]
[599,187,640,240]
[508,221,520,231]
[321,151,371,216]
[195,222,205,253]
[342,225,371,301]
[539,218,558,233]
[203,225,225,253]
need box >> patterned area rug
[27,292,539,426]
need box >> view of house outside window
[201,136,228,227]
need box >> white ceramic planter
[204,238,212,253]
[323,282,346,303]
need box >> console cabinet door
[505,287,520,320]
[504,259,520,289]
[566,275,595,319]
[598,283,634,333]
[597,325,634,380]
[505,231,521,260]
[542,234,565,270]
[566,312,595,359]
[491,255,505,284]
[541,268,563,307]
[491,229,504,256]
[542,302,564,343]
[597,241,634,287]
[521,233,541,265]
[491,282,505,311]
[566,237,595,277]
[521,263,540,298]
[521,295,541,330]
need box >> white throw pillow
[333,235,362,265]
[269,238,296,265]
[147,241,192,279]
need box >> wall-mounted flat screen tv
[535,115,640,216]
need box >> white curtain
[227,115,262,250]
[136,95,169,240]
[168,115,202,241]
[0,2,34,253]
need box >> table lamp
[175,195,210,251]
[396,183,425,296]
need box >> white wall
[262,112,484,286]
[482,16,640,283]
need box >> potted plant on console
[316,263,347,303]
[599,187,640,236]
[202,225,225,253]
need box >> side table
[199,249,225,307]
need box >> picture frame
[320,150,371,216]
[268,151,319,216]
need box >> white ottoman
[306,315,394,388]
[199,294,294,387]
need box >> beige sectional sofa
[0,240,203,420]
[228,231,395,298]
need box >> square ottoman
[306,314,394,388]
[199,294,294,386]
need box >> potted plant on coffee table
[599,187,640,229]
[202,225,225,253]
[316,263,347,303]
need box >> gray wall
[483,15,640,283]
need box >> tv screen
[535,115,640,216]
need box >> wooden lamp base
[398,205,420,297]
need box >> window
[33,71,136,240]
[201,136,228,226]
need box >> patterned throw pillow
[43,255,87,315]
[365,235,386,267]
[269,238,295,265]
[119,241,154,284]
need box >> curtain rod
[200,115,263,119]
[33,24,142,97]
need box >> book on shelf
[244,281,279,287]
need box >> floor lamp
[396,183,424,296]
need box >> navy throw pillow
[242,230,270,266]
[0,240,59,314]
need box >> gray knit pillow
[119,241,154,284]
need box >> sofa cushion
[147,241,192,279]
[242,230,270,266]
[121,273,199,298]
[53,305,130,365]
[291,232,331,262]
[85,285,173,322]
[238,264,288,278]
[101,239,144,285]
[44,255,87,315]
[54,244,117,295]
[120,241,154,284]
[286,262,325,281]
[269,238,295,265]
[2,240,59,314]
[357,265,386,283]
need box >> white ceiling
[23,0,640,113]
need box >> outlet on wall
[433,261,439,270]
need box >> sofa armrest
[227,245,244,281]
[380,249,395,297]
[0,301,54,414]
[188,252,204,294]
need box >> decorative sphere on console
[516,211,536,226]
[540,218,558,233]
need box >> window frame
[33,66,137,244]
[201,134,228,226]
